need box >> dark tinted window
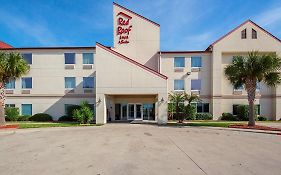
[64,53,75,64]
[22,53,32,64]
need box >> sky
[0,0,281,51]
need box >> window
[64,53,75,64]
[64,104,72,115]
[83,77,95,88]
[5,79,15,89]
[22,53,32,64]
[22,104,32,116]
[83,53,94,64]
[252,29,257,39]
[65,77,76,89]
[174,57,185,68]
[194,103,209,113]
[5,104,15,108]
[174,80,184,91]
[191,79,201,90]
[191,57,202,68]
[241,29,247,39]
[234,85,243,90]
[256,104,261,115]
[22,77,32,89]
[233,104,260,115]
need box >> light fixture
[160,97,164,103]
[96,98,101,104]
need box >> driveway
[0,124,280,175]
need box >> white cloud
[255,6,281,27]
[0,10,59,46]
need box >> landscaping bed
[0,124,19,129]
[229,124,281,132]
[4,122,101,129]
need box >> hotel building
[1,3,281,124]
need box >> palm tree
[0,52,30,126]
[183,93,201,120]
[225,51,281,126]
[168,92,185,123]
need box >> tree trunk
[245,79,256,127]
[0,82,6,126]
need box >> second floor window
[65,77,76,89]
[252,29,257,39]
[5,79,15,89]
[22,53,32,64]
[234,85,243,90]
[174,57,185,68]
[83,53,94,64]
[241,29,247,39]
[83,77,95,88]
[65,53,75,64]
[174,79,184,91]
[191,79,201,91]
[22,77,32,89]
[191,56,202,68]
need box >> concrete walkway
[0,124,280,175]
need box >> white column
[96,94,107,124]
[157,93,168,124]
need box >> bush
[257,116,267,121]
[29,113,53,122]
[66,105,81,117]
[58,115,77,122]
[184,104,196,120]
[73,101,94,124]
[18,115,31,121]
[237,105,249,121]
[5,107,20,121]
[221,113,238,121]
[195,113,213,120]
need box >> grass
[6,121,102,129]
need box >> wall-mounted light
[96,98,101,105]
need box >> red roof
[0,41,12,48]
[113,2,160,27]
[96,42,167,80]
[206,19,281,50]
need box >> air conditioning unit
[21,90,30,94]
[5,90,14,94]
[83,65,93,69]
[65,65,75,69]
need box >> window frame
[174,57,185,68]
[64,53,76,64]
[191,56,202,68]
[21,77,32,89]
[5,104,15,108]
[252,28,257,39]
[83,77,95,89]
[174,79,185,91]
[64,77,76,89]
[5,79,15,89]
[191,102,210,113]
[21,104,32,116]
[191,79,201,91]
[241,29,247,39]
[22,53,32,64]
[82,53,94,64]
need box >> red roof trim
[113,2,160,27]
[117,12,132,19]
[206,19,281,50]
[96,42,167,80]
[0,46,97,50]
[0,41,13,48]
[160,51,212,54]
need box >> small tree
[168,92,185,123]
[73,101,94,124]
[0,52,29,126]
[225,51,281,126]
[184,93,200,120]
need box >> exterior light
[96,98,101,104]
[160,97,164,103]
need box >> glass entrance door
[128,104,135,120]
[143,103,155,120]
[135,104,143,120]
[126,104,143,120]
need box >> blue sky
[0,0,281,50]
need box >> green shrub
[236,105,249,121]
[184,104,196,120]
[66,105,81,117]
[58,115,77,122]
[73,101,94,124]
[29,113,53,122]
[18,115,31,121]
[195,113,213,120]
[221,113,238,121]
[5,107,20,121]
[257,116,267,121]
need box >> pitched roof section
[96,42,167,80]
[113,2,160,27]
[206,19,281,51]
[0,41,13,48]
[160,51,211,54]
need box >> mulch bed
[0,124,19,129]
[229,124,281,132]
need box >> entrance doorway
[128,103,143,120]
[115,103,155,121]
